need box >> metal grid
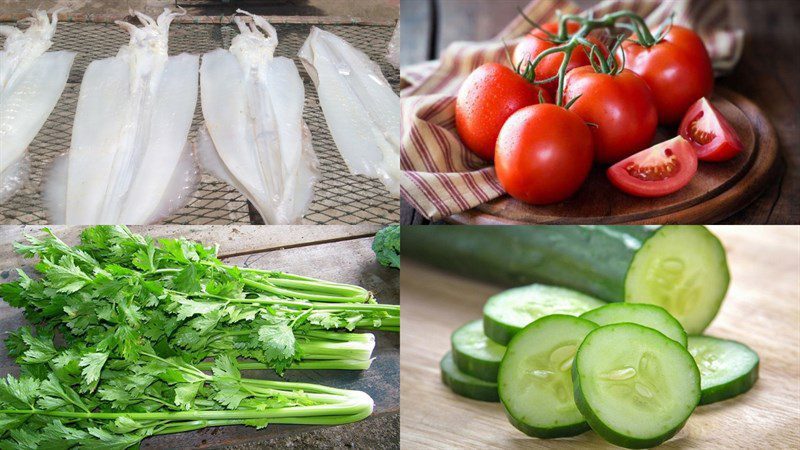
[0,20,399,225]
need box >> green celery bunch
[0,227,399,373]
[0,331,373,449]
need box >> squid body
[197,10,318,224]
[299,26,400,196]
[0,10,74,202]
[46,9,198,224]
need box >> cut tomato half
[679,97,743,162]
[607,136,698,197]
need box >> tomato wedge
[679,98,744,162]
[607,136,698,197]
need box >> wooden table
[0,225,399,449]
[400,0,799,225]
[400,226,800,448]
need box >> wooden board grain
[0,225,399,449]
[448,89,779,225]
[400,226,800,449]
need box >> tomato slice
[607,136,698,197]
[679,97,744,162]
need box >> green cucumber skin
[700,359,759,405]
[572,373,691,449]
[451,320,504,382]
[403,225,660,302]
[482,314,517,347]
[451,345,500,383]
[440,351,499,402]
[503,409,590,439]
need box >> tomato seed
[689,117,715,144]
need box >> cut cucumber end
[440,351,499,402]
[498,314,597,439]
[581,303,688,347]
[483,284,605,345]
[451,319,505,382]
[573,323,700,449]
[625,225,730,334]
[688,335,759,405]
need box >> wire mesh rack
[0,19,399,225]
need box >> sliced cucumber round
[440,351,499,402]
[483,284,605,345]
[580,303,687,347]
[498,315,597,438]
[573,323,700,449]
[625,225,729,334]
[451,319,505,382]
[688,335,759,405]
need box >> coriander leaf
[79,352,109,392]
[0,375,39,409]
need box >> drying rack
[0,14,399,225]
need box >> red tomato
[513,22,598,94]
[564,66,658,164]
[619,25,714,124]
[455,63,550,161]
[495,104,593,204]
[679,97,743,162]
[607,136,698,197]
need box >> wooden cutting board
[448,88,781,224]
[400,226,800,448]
[0,225,399,449]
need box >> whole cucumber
[403,225,729,333]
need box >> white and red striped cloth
[400,0,745,221]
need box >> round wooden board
[448,87,781,225]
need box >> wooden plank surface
[0,225,399,449]
[399,226,800,448]
[399,0,799,225]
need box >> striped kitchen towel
[401,0,745,221]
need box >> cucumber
[573,323,701,449]
[483,284,604,345]
[580,303,688,347]
[688,335,759,405]
[498,315,597,438]
[440,351,499,402]
[404,225,729,334]
[451,319,505,382]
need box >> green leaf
[42,255,92,293]
[258,324,296,362]
[211,354,240,380]
[243,418,270,429]
[0,375,39,409]
[173,264,201,293]
[212,382,249,410]
[17,328,57,364]
[172,296,221,321]
[131,243,156,272]
[79,352,109,392]
[174,382,202,410]
[82,427,148,450]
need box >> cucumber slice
[580,303,688,347]
[625,226,729,334]
[451,319,505,382]
[440,351,499,402]
[483,284,605,345]
[498,315,597,438]
[573,323,700,449]
[688,335,759,405]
